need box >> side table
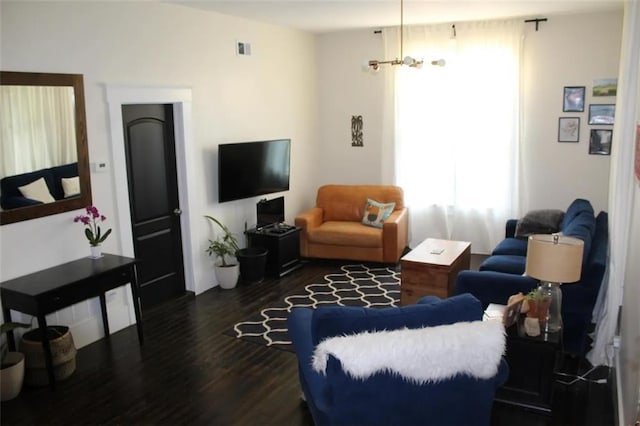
[1,254,143,389]
[245,226,302,277]
[494,317,561,414]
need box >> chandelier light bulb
[431,59,446,67]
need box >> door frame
[106,86,196,300]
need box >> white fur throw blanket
[312,320,505,384]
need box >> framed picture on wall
[563,86,585,112]
[558,117,580,142]
[593,78,618,96]
[589,129,612,155]
[588,104,615,125]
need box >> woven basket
[19,326,77,387]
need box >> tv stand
[246,225,302,277]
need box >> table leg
[37,315,56,390]
[129,265,144,344]
[2,305,16,350]
[99,293,110,337]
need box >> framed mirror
[0,71,92,225]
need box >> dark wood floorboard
[1,257,614,426]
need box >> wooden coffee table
[400,238,471,304]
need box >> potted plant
[205,215,240,289]
[74,205,112,259]
[1,322,30,401]
[522,289,552,337]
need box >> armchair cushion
[479,254,526,275]
[491,237,528,256]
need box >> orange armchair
[295,185,408,264]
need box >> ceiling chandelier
[367,0,445,71]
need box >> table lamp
[525,233,584,333]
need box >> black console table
[494,318,561,414]
[0,254,143,389]
[246,225,302,277]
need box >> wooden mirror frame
[0,71,92,225]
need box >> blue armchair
[288,294,509,426]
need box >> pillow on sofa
[514,209,565,238]
[18,177,55,204]
[61,176,80,198]
[361,198,395,228]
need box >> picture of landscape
[593,78,617,96]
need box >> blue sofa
[288,294,509,426]
[0,163,78,209]
[455,199,608,355]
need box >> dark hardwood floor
[1,257,614,425]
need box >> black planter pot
[236,247,268,283]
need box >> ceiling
[167,0,623,34]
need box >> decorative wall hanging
[588,104,615,125]
[558,117,580,142]
[351,115,364,147]
[563,86,585,112]
[593,78,617,96]
[589,129,612,155]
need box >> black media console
[246,224,302,278]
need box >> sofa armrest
[505,219,518,238]
[454,270,539,308]
[295,207,324,258]
[295,207,323,230]
[382,207,408,263]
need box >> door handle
[173,208,182,216]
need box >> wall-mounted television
[218,139,291,203]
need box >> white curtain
[588,0,639,370]
[387,20,524,253]
[0,85,77,177]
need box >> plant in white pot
[205,215,240,289]
[1,322,31,401]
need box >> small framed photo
[558,117,580,142]
[563,86,585,112]
[589,129,612,155]
[588,104,615,125]
[593,78,617,97]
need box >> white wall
[0,1,318,347]
[521,11,621,214]
[316,11,622,215]
[315,30,386,186]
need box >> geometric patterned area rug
[225,264,400,352]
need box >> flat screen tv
[256,196,285,229]
[218,139,291,203]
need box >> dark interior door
[122,104,185,308]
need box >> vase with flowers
[74,206,112,259]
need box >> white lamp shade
[525,234,584,283]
